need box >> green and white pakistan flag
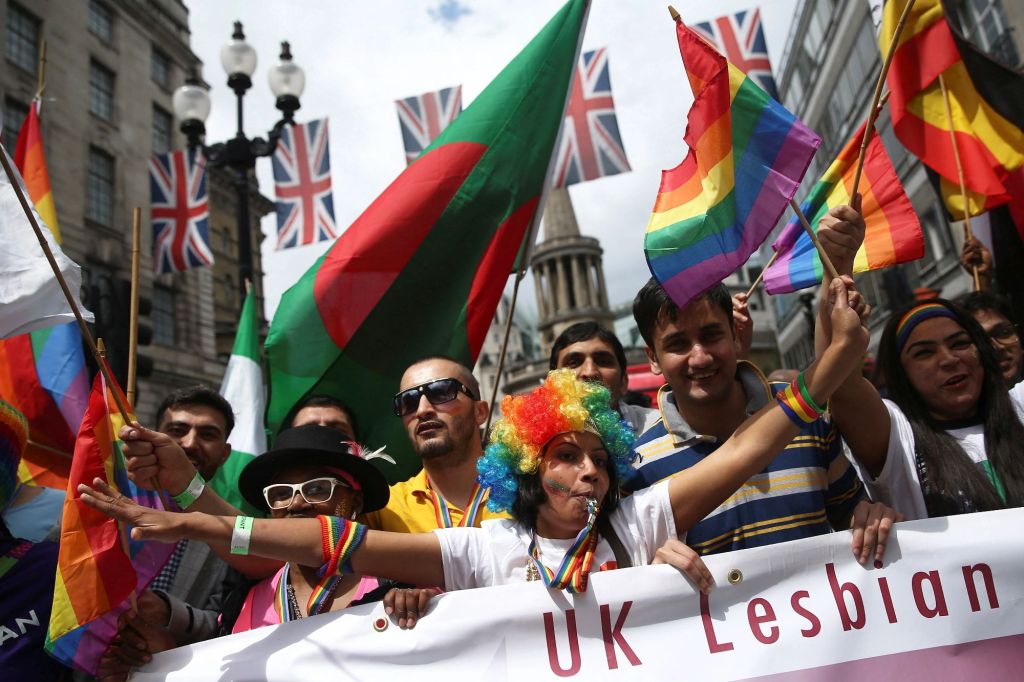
[212,288,265,516]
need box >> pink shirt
[232,566,380,634]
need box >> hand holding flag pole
[790,198,840,282]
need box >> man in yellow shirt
[363,356,509,532]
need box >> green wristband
[171,471,206,510]
[796,372,826,415]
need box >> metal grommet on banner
[373,617,388,632]
[727,569,743,585]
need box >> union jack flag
[149,148,213,274]
[395,86,462,165]
[693,8,780,101]
[272,118,338,250]
[551,48,631,188]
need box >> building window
[222,276,235,306]
[151,48,171,89]
[914,206,955,276]
[86,147,115,227]
[2,98,29,155]
[152,104,173,154]
[153,285,175,345]
[88,0,114,43]
[953,0,1020,67]
[89,60,115,121]
[220,227,232,255]
[5,2,39,74]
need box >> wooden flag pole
[937,73,981,292]
[790,198,840,282]
[483,269,526,439]
[0,145,133,425]
[97,339,139,615]
[126,208,141,407]
[668,5,681,21]
[34,39,47,99]
[850,0,916,198]
[745,251,780,299]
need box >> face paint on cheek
[543,477,570,495]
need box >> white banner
[135,509,1024,680]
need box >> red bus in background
[626,363,663,406]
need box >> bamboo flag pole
[790,198,841,282]
[0,146,133,425]
[34,39,47,99]
[850,0,916,198]
[937,73,981,292]
[97,339,139,614]
[126,208,141,406]
[483,269,526,438]
[745,251,779,299]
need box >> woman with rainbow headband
[77,280,880,612]
[828,298,1024,520]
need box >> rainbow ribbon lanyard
[428,480,487,529]
[527,499,600,593]
[274,562,340,623]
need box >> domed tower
[530,188,614,355]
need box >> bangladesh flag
[214,287,265,515]
[266,0,589,482]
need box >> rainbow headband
[896,303,959,352]
[477,369,636,513]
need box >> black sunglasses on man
[393,378,477,417]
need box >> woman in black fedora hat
[225,425,397,633]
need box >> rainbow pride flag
[763,122,924,294]
[644,18,820,308]
[0,101,88,490]
[14,99,61,241]
[45,368,174,674]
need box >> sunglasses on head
[392,378,476,417]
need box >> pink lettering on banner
[826,562,865,631]
[600,601,641,669]
[962,564,999,612]
[701,592,735,653]
[912,571,949,618]
[543,610,581,677]
[747,598,779,644]
[790,591,821,637]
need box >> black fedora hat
[238,425,390,513]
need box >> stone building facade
[1,0,269,422]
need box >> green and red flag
[266,0,589,481]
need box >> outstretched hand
[78,478,185,544]
[119,422,197,494]
[818,197,865,277]
[732,293,753,360]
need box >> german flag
[883,0,1024,221]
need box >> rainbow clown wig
[478,369,636,513]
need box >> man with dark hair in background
[549,321,657,434]
[287,393,360,437]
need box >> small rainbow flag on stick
[763,122,924,294]
[45,367,174,674]
[644,12,821,308]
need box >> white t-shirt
[857,383,1024,520]
[434,482,676,591]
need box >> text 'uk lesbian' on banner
[134,509,1024,680]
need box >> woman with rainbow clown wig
[828,298,1024,520]
[78,281,884,610]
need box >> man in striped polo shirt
[628,274,899,559]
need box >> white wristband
[231,516,254,555]
[171,471,206,510]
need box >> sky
[186,0,799,324]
